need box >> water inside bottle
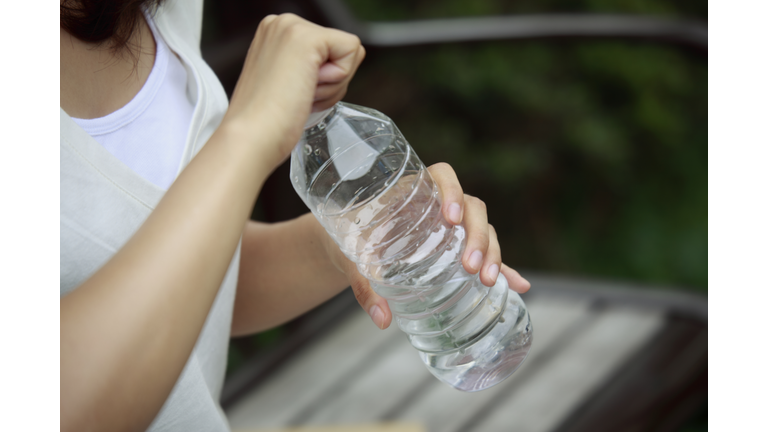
[316,165,532,391]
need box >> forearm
[232,213,349,336]
[61,122,274,432]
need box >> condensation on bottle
[290,102,532,391]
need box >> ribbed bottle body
[290,102,532,391]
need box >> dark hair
[60,0,164,54]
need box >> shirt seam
[60,132,156,210]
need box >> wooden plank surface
[473,307,664,432]
[227,311,401,429]
[549,314,707,432]
[301,340,432,425]
[233,423,425,432]
[227,296,666,432]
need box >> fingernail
[487,264,499,283]
[368,305,385,329]
[468,250,483,271]
[448,203,462,224]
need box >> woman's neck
[60,15,156,119]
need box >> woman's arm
[61,14,365,432]
[61,122,273,432]
[232,214,349,336]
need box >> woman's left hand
[327,162,531,330]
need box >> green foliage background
[342,0,708,292]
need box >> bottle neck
[303,105,336,130]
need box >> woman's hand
[325,163,531,330]
[223,14,365,171]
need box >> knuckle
[262,14,278,24]
[282,21,302,37]
[348,33,362,46]
[431,162,451,172]
[466,195,483,209]
[445,179,462,192]
[275,14,305,35]
[476,198,487,212]
[257,15,277,33]
[475,230,490,247]
[442,185,461,199]
[350,279,373,305]
[278,12,300,22]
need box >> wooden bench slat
[227,311,401,429]
[228,297,667,432]
[302,338,432,425]
[474,307,664,432]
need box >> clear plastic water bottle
[290,102,532,391]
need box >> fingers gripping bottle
[290,102,532,391]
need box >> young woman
[60,1,531,431]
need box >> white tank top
[72,14,194,190]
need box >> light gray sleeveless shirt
[60,1,236,430]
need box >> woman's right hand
[223,13,366,171]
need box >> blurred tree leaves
[344,0,707,291]
[346,0,706,20]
